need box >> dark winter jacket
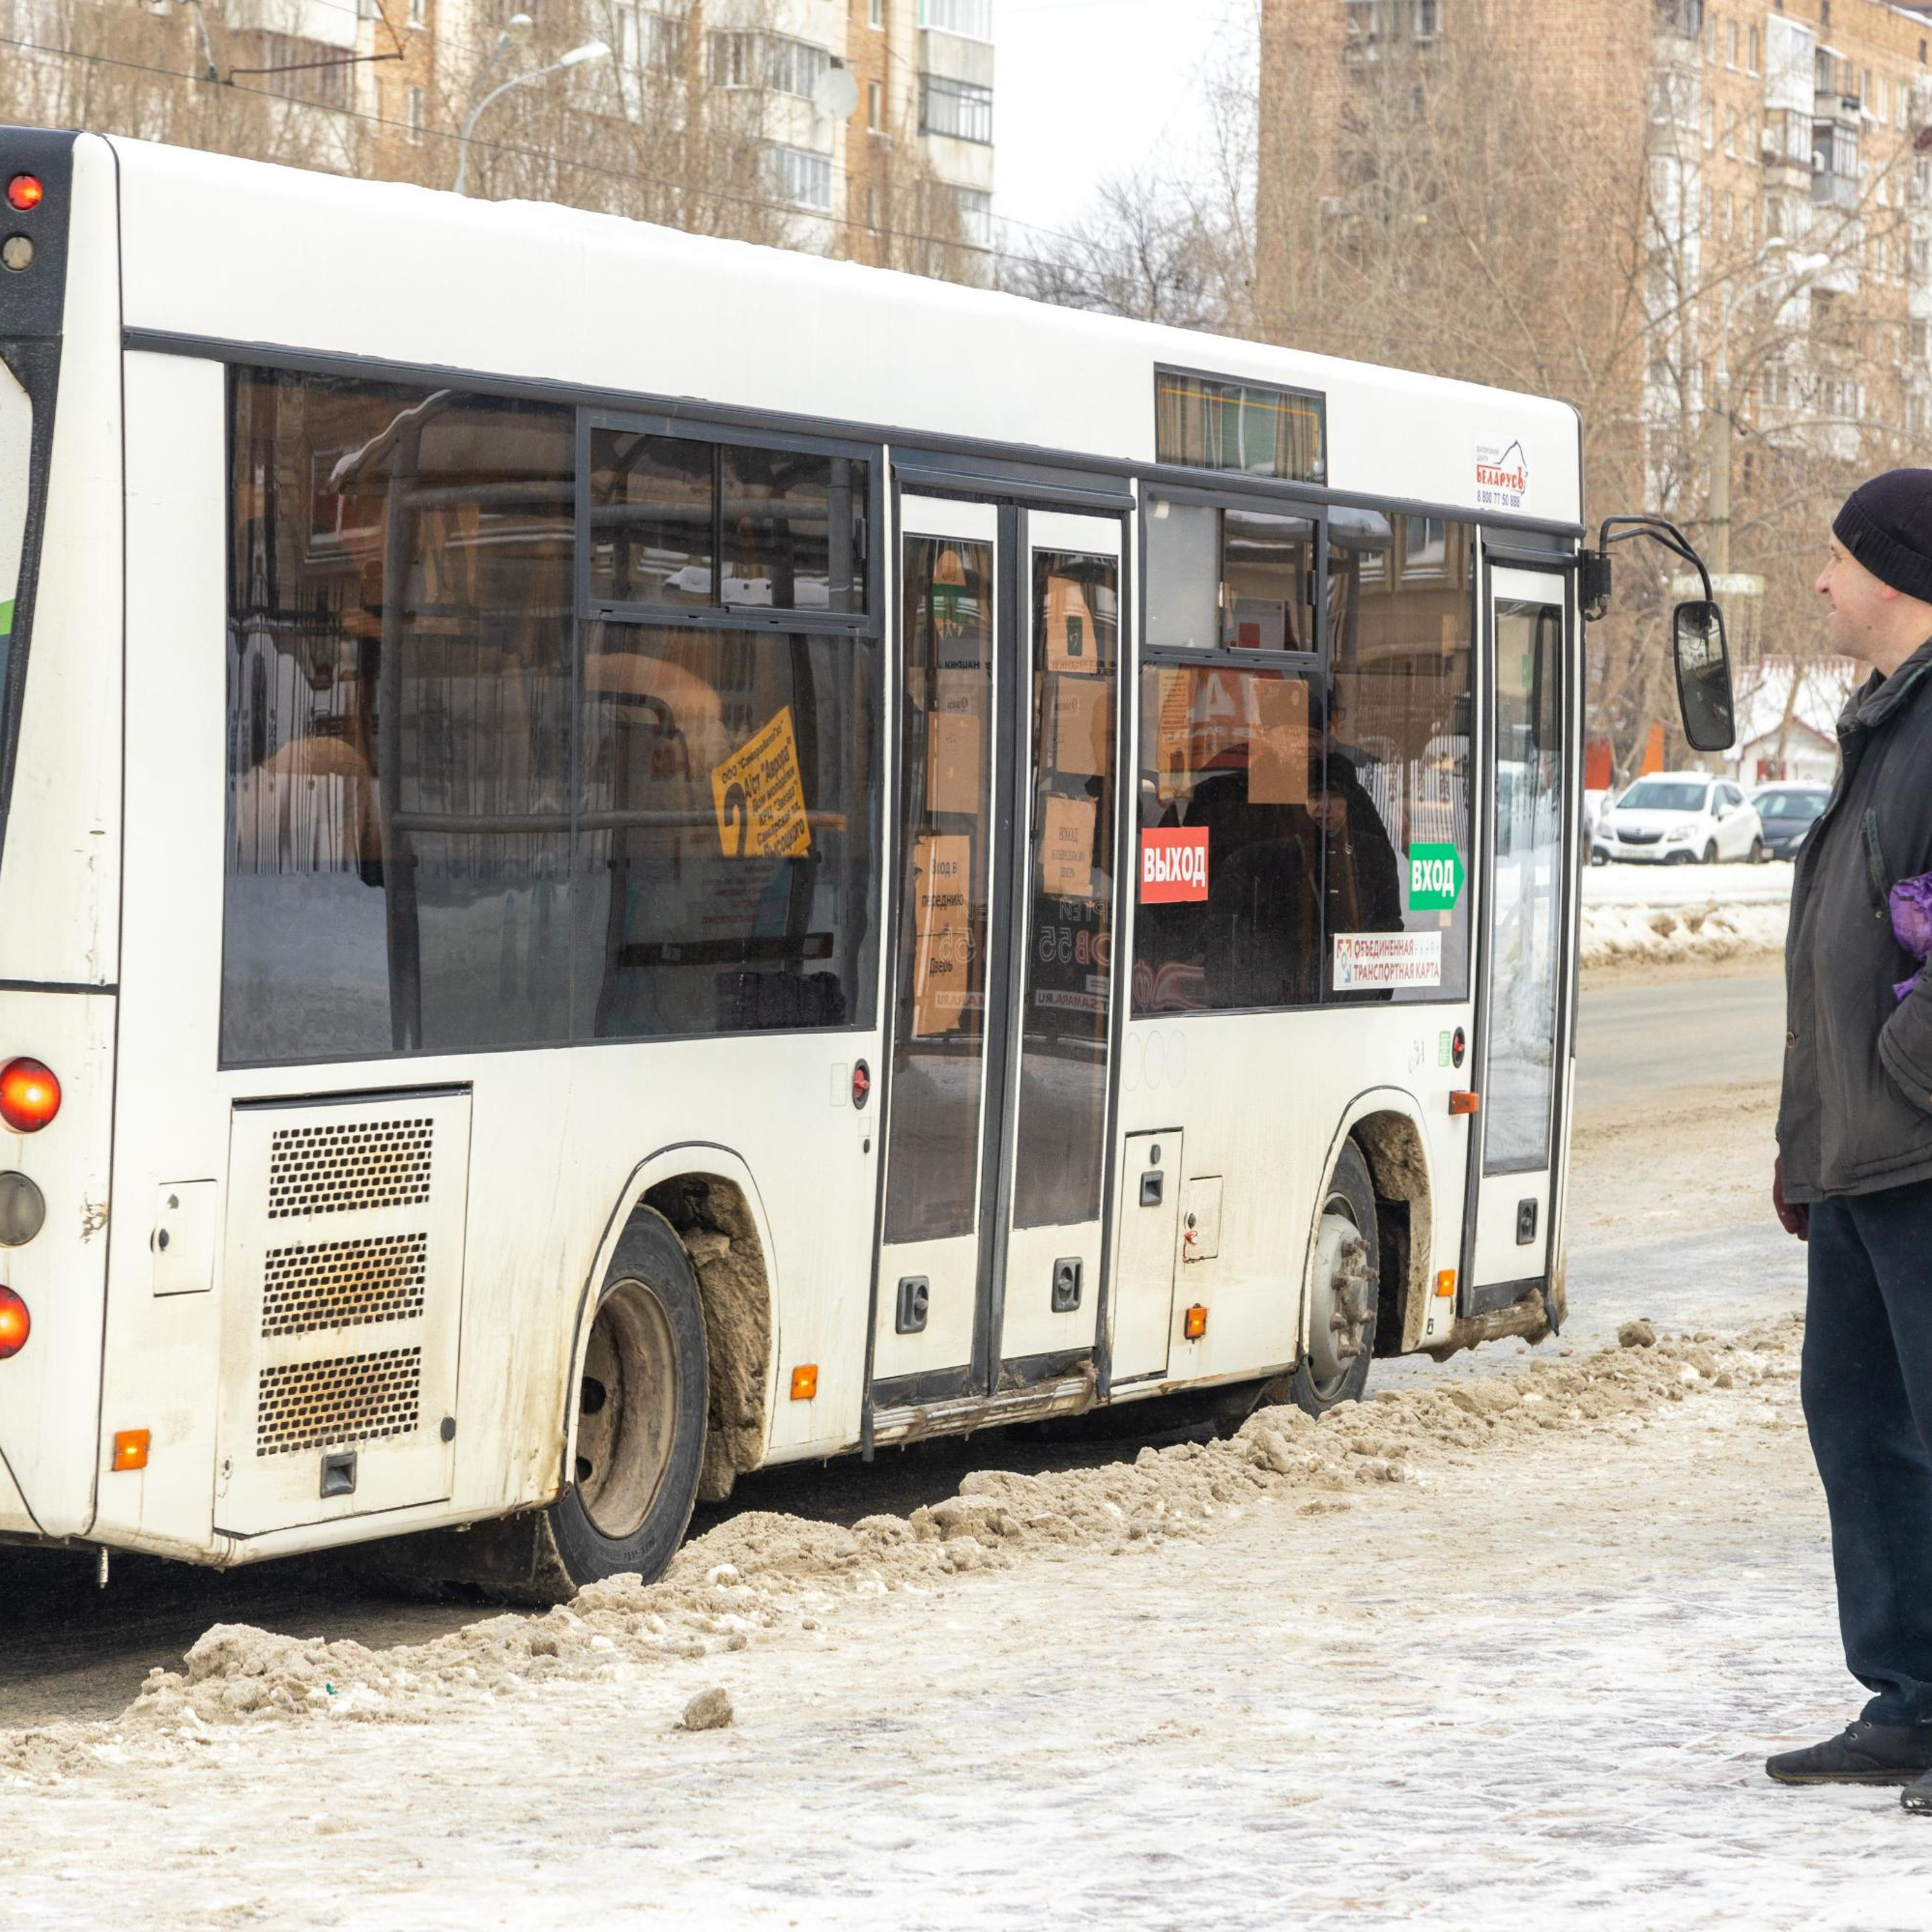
[1779,637,1932,1202]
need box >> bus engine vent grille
[255,1346,422,1457]
[267,1117,434,1219]
[260,1232,430,1339]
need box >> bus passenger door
[871,498,1124,1408]
[873,500,1003,1401]
[991,514,1123,1384]
[1465,566,1573,1309]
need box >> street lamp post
[454,33,612,198]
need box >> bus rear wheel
[534,1208,710,1598]
[1288,1140,1379,1418]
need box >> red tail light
[5,175,43,213]
[0,1286,28,1359]
[0,1058,59,1132]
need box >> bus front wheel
[536,1208,710,1598]
[1288,1140,1379,1418]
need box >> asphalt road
[0,961,1795,1728]
[1573,963,1786,1113]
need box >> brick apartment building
[1259,0,1932,772]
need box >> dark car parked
[1750,782,1832,860]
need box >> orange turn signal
[1448,1090,1481,1117]
[1183,1303,1208,1341]
[112,1429,150,1472]
[790,1364,818,1401]
[1435,1269,1456,1299]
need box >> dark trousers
[1804,1179,1932,1727]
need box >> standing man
[1766,470,1932,1812]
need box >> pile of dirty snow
[0,1319,1803,1784]
[1580,897,1790,967]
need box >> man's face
[1815,536,1891,665]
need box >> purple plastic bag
[1891,872,1932,1002]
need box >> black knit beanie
[1834,469,1932,604]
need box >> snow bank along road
[1582,860,1792,971]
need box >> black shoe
[1766,1720,1932,1786]
[1903,1769,1932,1813]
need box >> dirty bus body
[0,129,1593,1595]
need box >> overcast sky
[992,1,1255,243]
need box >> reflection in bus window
[1132,665,1326,1013]
[1012,551,1117,1229]
[225,372,576,1063]
[575,624,878,1037]
[1142,495,1315,653]
[223,370,878,1065]
[884,536,994,1244]
[1327,515,1475,1003]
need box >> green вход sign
[1408,842,1464,911]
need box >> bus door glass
[873,498,1122,1403]
[1468,565,1571,1296]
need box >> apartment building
[1,0,994,274]
[1260,0,1932,508]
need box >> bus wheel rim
[575,1277,679,1542]
[1309,1191,1374,1397]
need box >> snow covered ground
[10,1320,1927,1930]
[1582,860,1792,970]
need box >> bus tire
[539,1208,710,1596]
[1288,1140,1379,1419]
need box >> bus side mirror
[1672,600,1736,753]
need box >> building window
[1726,18,1738,65]
[867,79,882,128]
[957,186,992,248]
[870,0,884,23]
[1155,372,1327,485]
[919,74,993,144]
[1748,24,1759,71]
[708,32,831,98]
[917,0,992,41]
[407,0,424,25]
[764,142,835,211]
[1413,0,1438,38]
[619,5,686,81]
[406,84,425,145]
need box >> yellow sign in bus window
[711,706,812,859]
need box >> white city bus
[0,130,1726,1596]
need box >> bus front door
[870,496,1124,1412]
[1464,565,1575,1315]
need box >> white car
[1591,772,1766,866]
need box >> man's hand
[1774,1157,1810,1242]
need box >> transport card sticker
[1140,826,1209,904]
[1045,574,1099,674]
[711,706,812,858]
[1334,931,1443,990]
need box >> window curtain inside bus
[222,370,878,1065]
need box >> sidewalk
[6,1323,1927,1931]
